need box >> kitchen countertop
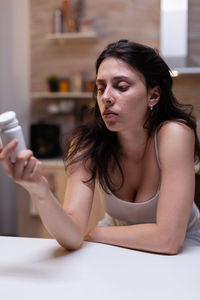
[0,236,200,300]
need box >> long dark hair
[64,40,200,193]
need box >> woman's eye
[97,87,105,93]
[118,85,129,91]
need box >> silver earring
[149,105,153,111]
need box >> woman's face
[96,57,153,133]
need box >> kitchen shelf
[164,56,200,75]
[46,31,98,42]
[31,91,93,100]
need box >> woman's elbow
[162,235,184,255]
[164,244,181,255]
[58,238,83,251]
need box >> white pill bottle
[0,111,26,162]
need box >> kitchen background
[0,0,200,238]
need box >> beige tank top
[100,129,200,231]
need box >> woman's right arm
[0,139,95,250]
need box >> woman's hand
[84,228,95,242]
[84,226,103,243]
[0,139,49,197]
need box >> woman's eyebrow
[96,76,131,84]
[96,79,105,84]
[112,76,131,81]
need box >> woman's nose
[102,87,114,104]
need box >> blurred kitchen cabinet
[17,159,105,238]
[31,92,93,122]
[31,91,92,100]
[46,32,98,42]
[41,160,66,206]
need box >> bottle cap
[0,111,19,130]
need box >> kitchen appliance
[30,123,61,158]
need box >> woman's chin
[104,123,120,132]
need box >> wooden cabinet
[17,159,105,238]
[46,32,98,42]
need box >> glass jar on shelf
[58,76,70,93]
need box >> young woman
[1,40,200,254]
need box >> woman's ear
[148,86,160,109]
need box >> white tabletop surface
[0,236,200,300]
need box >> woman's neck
[117,128,149,161]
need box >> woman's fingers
[16,155,43,183]
[21,156,36,179]
[0,140,44,188]
[31,159,43,181]
[13,149,33,180]
[0,139,18,176]
[0,139,18,160]
[0,141,47,196]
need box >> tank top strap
[154,128,161,169]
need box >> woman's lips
[103,113,117,119]
[103,110,118,119]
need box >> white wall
[160,0,188,57]
[0,0,30,235]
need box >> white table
[0,236,200,300]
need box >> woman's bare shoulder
[156,121,195,167]
[157,120,194,141]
